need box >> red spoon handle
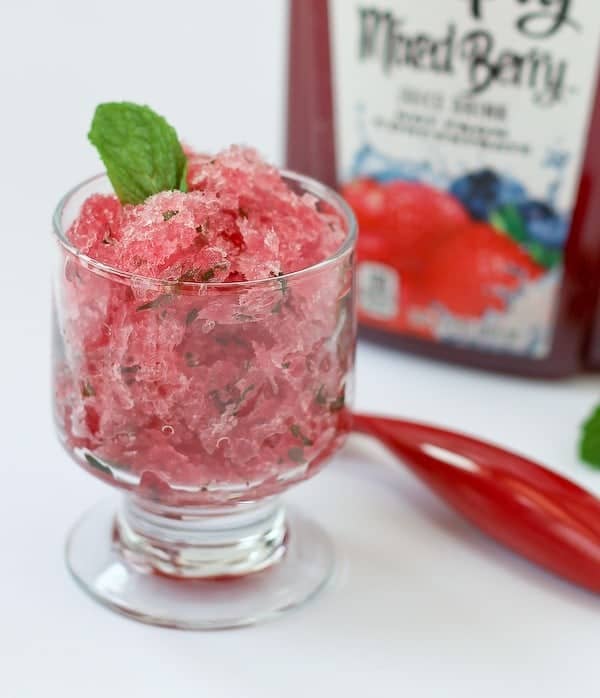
[353,412,600,594]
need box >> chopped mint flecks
[288,447,305,463]
[84,452,112,475]
[186,308,199,326]
[315,384,327,406]
[81,380,95,398]
[120,364,141,374]
[278,272,288,296]
[290,423,313,446]
[136,294,173,312]
[314,384,345,412]
[178,268,200,282]
[240,385,255,401]
[185,352,201,368]
[329,389,346,412]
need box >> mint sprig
[580,404,600,468]
[88,102,188,205]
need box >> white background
[1,1,600,696]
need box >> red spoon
[353,412,600,594]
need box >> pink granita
[54,147,355,506]
[69,146,345,281]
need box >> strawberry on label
[419,223,544,318]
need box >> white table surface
[2,1,600,695]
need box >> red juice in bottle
[287,0,600,377]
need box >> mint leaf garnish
[580,405,600,468]
[88,102,188,205]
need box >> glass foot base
[66,499,334,630]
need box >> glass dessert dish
[52,170,356,629]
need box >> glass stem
[114,495,287,578]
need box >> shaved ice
[53,146,354,505]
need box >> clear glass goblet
[52,171,356,629]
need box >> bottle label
[329,0,600,357]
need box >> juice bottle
[287,0,600,377]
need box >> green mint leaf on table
[580,404,600,468]
[88,102,188,205]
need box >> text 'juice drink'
[287,0,600,376]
